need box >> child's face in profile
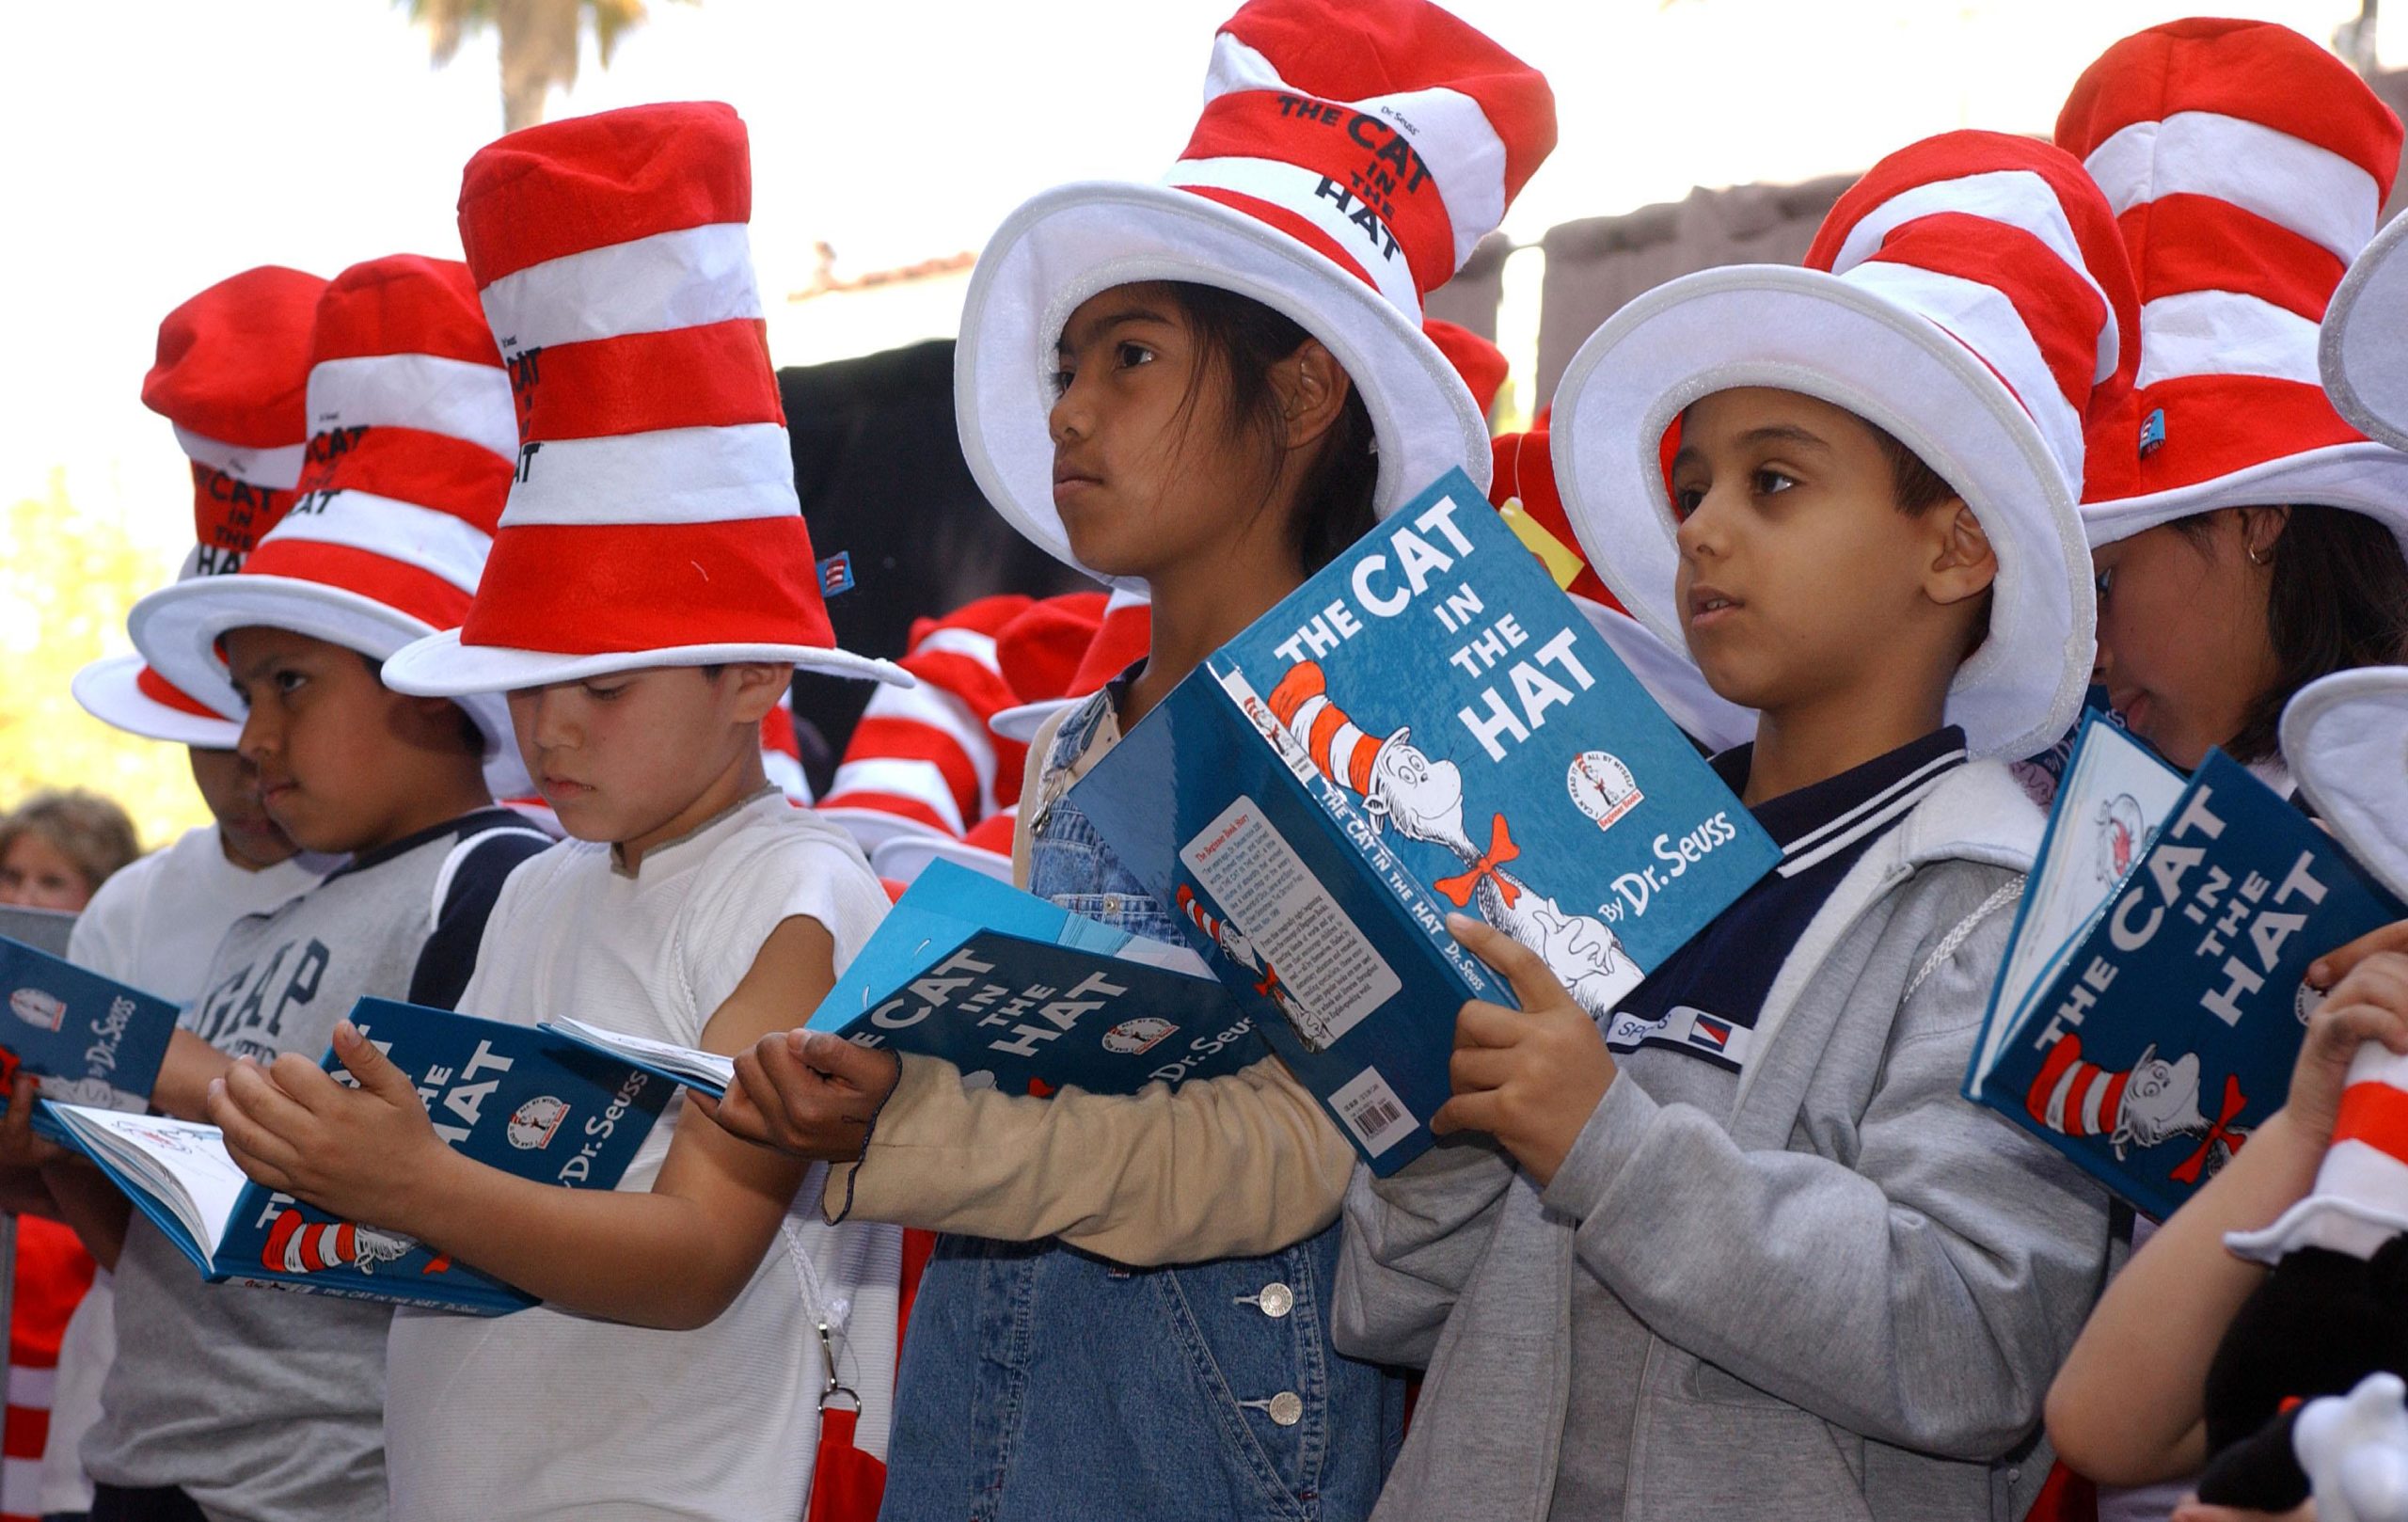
[1047,282,1268,583]
[1665,387,1991,718]
[223,626,467,856]
[505,664,777,854]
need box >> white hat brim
[955,181,1490,586]
[2324,208,2408,456]
[990,696,1078,746]
[2080,441,2408,551]
[1550,263,2095,762]
[129,575,533,799]
[380,629,912,697]
[2226,1191,2408,1266]
[71,654,244,749]
[870,832,1012,887]
[2282,664,2408,904]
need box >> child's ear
[1925,498,1999,608]
[1272,339,1353,451]
[720,661,789,724]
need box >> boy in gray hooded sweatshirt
[1336,131,2139,1522]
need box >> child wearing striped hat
[699,2,1554,1515]
[1338,127,2142,1521]
[198,103,908,1522]
[65,253,553,1522]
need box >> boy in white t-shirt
[204,103,913,1522]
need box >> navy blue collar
[1711,727,1970,880]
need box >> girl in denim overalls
[703,3,1557,1514]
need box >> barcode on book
[1329,1066,1415,1157]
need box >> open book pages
[45,1103,246,1258]
[539,1019,734,1098]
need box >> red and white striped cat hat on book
[381,102,907,695]
[954,0,1555,583]
[1551,130,2142,761]
[2234,666,2408,1260]
[818,595,1033,852]
[77,265,325,749]
[2057,18,2408,548]
[129,255,533,797]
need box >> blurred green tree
[402,0,695,133]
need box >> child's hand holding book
[1431,914,1620,1186]
[695,1028,900,1163]
[205,1020,449,1236]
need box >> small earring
[2246,543,2270,566]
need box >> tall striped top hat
[1489,426,1753,754]
[76,266,325,748]
[381,102,907,695]
[2057,18,2408,547]
[128,254,533,797]
[989,588,1153,745]
[819,595,1034,852]
[955,0,1556,581]
[1550,130,2143,760]
[2229,1040,2408,1263]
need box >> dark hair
[354,651,486,755]
[2172,505,2408,764]
[1866,422,1959,515]
[1161,281,1379,574]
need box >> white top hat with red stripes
[381,102,906,696]
[2057,18,2408,547]
[990,588,1153,746]
[1551,131,2141,760]
[2279,664,2408,906]
[2229,1040,2408,1263]
[128,254,532,797]
[955,0,1555,581]
[819,595,1033,852]
[78,266,327,749]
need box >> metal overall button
[1240,1391,1307,1427]
[1235,1281,1294,1319]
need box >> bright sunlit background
[0,0,2378,844]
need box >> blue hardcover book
[43,996,669,1314]
[1065,467,1782,1174]
[1967,742,2406,1220]
[0,934,179,1111]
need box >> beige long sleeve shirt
[820,700,1357,1266]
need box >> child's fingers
[2324,950,2408,1021]
[1455,1000,1524,1050]
[726,1047,798,1145]
[1448,913,1570,1012]
[1449,1043,1516,1096]
[219,1059,319,1142]
[322,1022,419,1109]
[2308,916,2408,988]
[1429,1087,1503,1139]
[206,1078,305,1184]
[792,1031,900,1101]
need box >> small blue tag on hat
[816,551,855,598]
[2139,407,2166,458]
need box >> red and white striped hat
[1551,130,2141,759]
[2058,19,2408,546]
[2230,1040,2408,1263]
[955,0,1555,580]
[1488,425,1753,754]
[869,808,1019,888]
[2025,1035,2138,1142]
[818,595,1033,852]
[129,255,532,796]
[77,266,325,749]
[990,588,1153,745]
[381,103,906,695]
[761,690,814,806]
[1425,318,1508,422]
[1266,659,1400,795]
